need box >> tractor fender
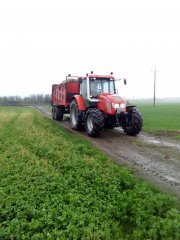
[73,95,86,111]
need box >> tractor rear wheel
[85,108,104,137]
[70,100,83,130]
[123,107,143,136]
[52,106,63,121]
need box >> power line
[152,65,158,107]
[153,65,157,107]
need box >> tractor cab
[79,74,116,101]
[89,76,115,98]
[79,73,127,115]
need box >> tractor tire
[85,108,104,137]
[53,106,63,121]
[123,107,143,136]
[70,100,83,130]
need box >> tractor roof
[88,74,115,79]
[60,74,115,84]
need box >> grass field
[135,103,180,137]
[0,107,179,239]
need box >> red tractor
[51,72,143,137]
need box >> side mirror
[124,79,127,85]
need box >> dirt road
[35,106,180,198]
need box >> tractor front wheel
[85,108,104,137]
[123,107,143,136]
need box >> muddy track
[34,106,180,198]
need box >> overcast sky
[0,0,180,99]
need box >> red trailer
[51,73,143,137]
[51,76,80,120]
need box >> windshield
[90,78,115,97]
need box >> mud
[35,106,180,198]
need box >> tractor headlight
[112,103,120,109]
[119,103,125,109]
[112,103,126,111]
[112,103,126,109]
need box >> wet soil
[35,106,180,198]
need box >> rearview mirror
[115,78,127,84]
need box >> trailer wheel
[53,106,63,121]
[85,108,104,137]
[123,107,143,136]
[70,100,83,130]
[52,107,55,119]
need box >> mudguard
[73,95,86,111]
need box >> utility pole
[153,65,157,107]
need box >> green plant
[0,107,179,239]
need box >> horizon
[0,94,180,102]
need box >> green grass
[135,103,180,135]
[0,107,179,239]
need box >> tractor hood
[98,93,126,115]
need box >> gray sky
[0,0,180,99]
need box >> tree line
[0,94,51,105]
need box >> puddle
[138,134,180,150]
[115,127,180,150]
[139,135,160,144]
[161,175,180,186]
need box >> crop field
[136,103,180,137]
[0,107,180,239]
